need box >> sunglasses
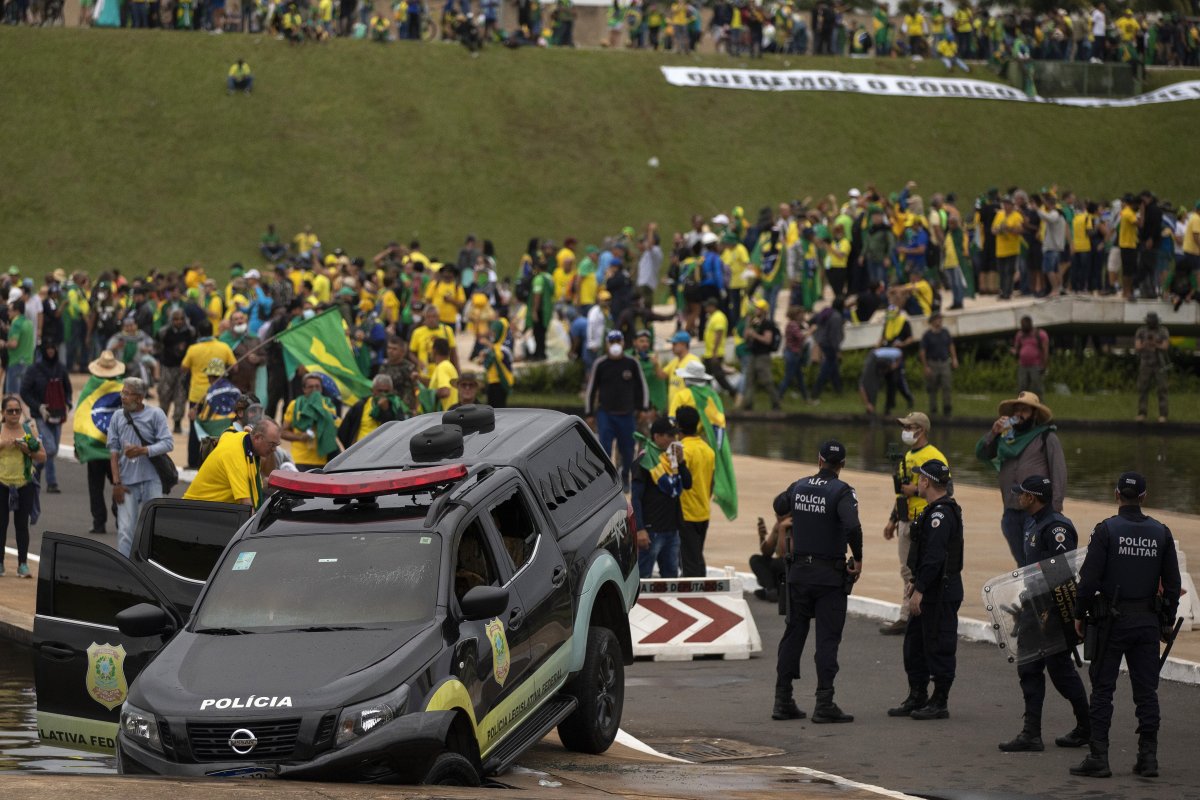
[4,408,21,414]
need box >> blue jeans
[227,76,253,93]
[1000,506,1029,567]
[638,530,680,578]
[4,363,27,396]
[776,349,809,400]
[944,266,966,307]
[597,410,635,490]
[116,479,161,558]
[38,420,61,488]
[811,344,841,397]
[866,258,887,287]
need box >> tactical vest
[1022,510,1076,567]
[788,473,852,560]
[909,496,964,598]
[1098,513,1169,602]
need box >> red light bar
[268,464,468,498]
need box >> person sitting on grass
[227,58,253,95]
[370,10,392,41]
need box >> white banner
[660,66,1200,108]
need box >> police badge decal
[86,642,128,711]
[485,619,511,687]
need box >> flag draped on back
[196,377,241,438]
[73,376,124,463]
[277,308,373,404]
[686,384,737,520]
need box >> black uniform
[772,469,862,693]
[1075,506,1181,748]
[904,494,963,694]
[1013,507,1089,739]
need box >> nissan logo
[228,728,258,755]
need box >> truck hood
[131,623,440,716]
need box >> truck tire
[556,626,623,753]
[421,751,481,786]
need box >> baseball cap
[245,268,261,280]
[650,417,677,436]
[670,331,691,344]
[606,330,624,342]
[916,459,952,485]
[711,213,730,226]
[819,439,846,464]
[635,329,652,340]
[897,411,931,431]
[1116,471,1146,498]
[454,370,481,386]
[1011,475,1052,500]
[848,188,862,198]
[597,289,612,302]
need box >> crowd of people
[11,0,1199,68]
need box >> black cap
[819,440,846,464]
[650,418,677,437]
[1116,471,1146,498]
[1011,474,1051,500]
[916,459,952,485]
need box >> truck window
[527,423,616,532]
[488,488,539,572]
[147,504,247,582]
[52,544,158,627]
[454,519,499,603]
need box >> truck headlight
[120,702,163,754]
[336,685,409,747]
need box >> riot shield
[981,548,1087,665]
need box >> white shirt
[24,294,43,339]
[586,305,607,351]
[1091,8,1105,37]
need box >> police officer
[771,440,863,724]
[887,459,962,721]
[1070,472,1182,779]
[998,475,1090,752]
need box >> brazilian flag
[74,376,124,463]
[686,384,738,521]
[277,308,373,405]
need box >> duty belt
[793,554,844,566]
[1115,598,1156,614]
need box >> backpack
[514,273,534,303]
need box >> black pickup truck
[33,406,639,784]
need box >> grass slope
[3,27,1197,276]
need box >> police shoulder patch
[931,511,943,528]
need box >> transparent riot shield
[981,548,1087,665]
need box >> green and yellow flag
[73,375,124,463]
[687,384,738,521]
[277,308,372,405]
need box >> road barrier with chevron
[631,575,763,661]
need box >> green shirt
[8,315,34,366]
[526,272,554,327]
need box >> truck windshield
[195,532,440,632]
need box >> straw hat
[674,360,713,384]
[997,391,1053,424]
[88,350,126,379]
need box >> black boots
[1055,723,1090,748]
[1070,742,1112,778]
[1133,733,1158,777]
[887,682,928,717]
[811,688,853,724]
[999,716,1044,752]
[910,684,950,720]
[772,683,806,720]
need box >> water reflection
[0,641,115,774]
[728,419,1195,515]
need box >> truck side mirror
[459,586,510,621]
[116,603,176,638]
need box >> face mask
[302,309,316,320]
[233,323,248,335]
[901,430,918,446]
[608,343,623,357]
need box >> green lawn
[2,27,1198,278]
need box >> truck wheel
[557,626,623,753]
[421,751,481,786]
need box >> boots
[811,688,853,723]
[772,683,806,720]
[910,684,950,720]
[1056,700,1090,747]
[1070,742,1112,778]
[887,682,928,717]
[1133,733,1158,777]
[999,715,1044,752]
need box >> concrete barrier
[632,574,762,661]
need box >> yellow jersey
[663,352,702,406]
[429,359,459,411]
[679,434,715,522]
[992,210,1024,259]
[1118,206,1139,249]
[283,396,339,467]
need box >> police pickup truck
[33,406,639,785]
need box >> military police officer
[1071,472,1182,779]
[771,440,863,724]
[998,475,1090,752]
[887,459,962,721]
